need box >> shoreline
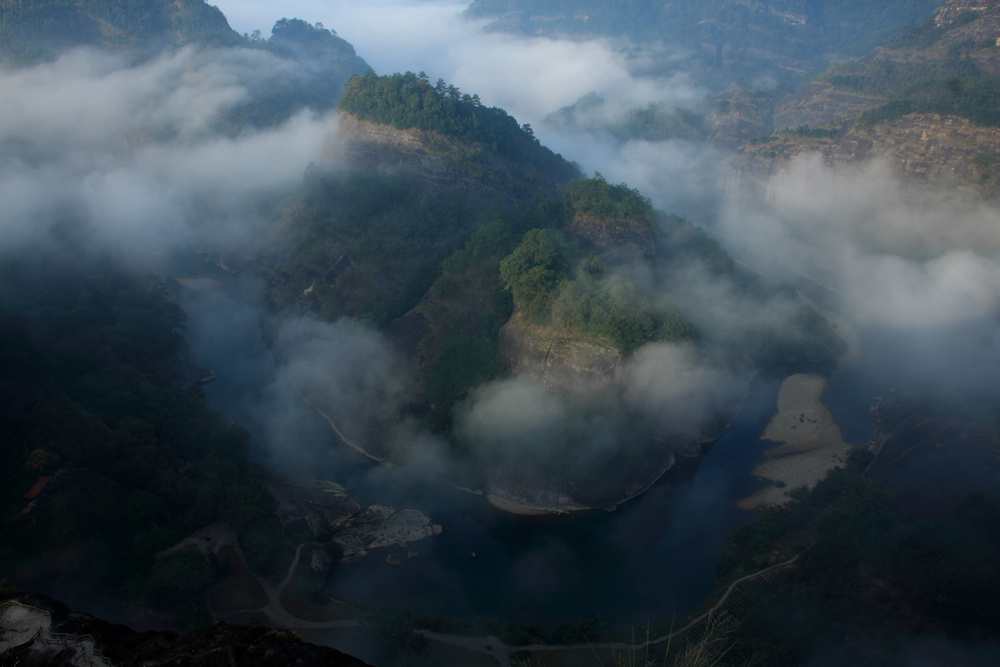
[737,373,854,510]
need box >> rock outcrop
[498,315,622,391]
[0,588,372,667]
[730,113,1000,200]
[266,479,442,561]
[772,82,885,131]
[328,113,506,198]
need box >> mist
[214,0,720,219]
[0,45,339,264]
[9,0,994,499]
[714,153,1000,416]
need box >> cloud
[618,342,748,437]
[214,1,707,156]
[0,46,338,261]
[273,316,412,448]
[717,154,1000,330]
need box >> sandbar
[738,373,853,510]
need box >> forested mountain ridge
[254,71,845,514]
[0,3,370,131]
[0,0,241,62]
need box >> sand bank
[738,373,853,510]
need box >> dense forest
[715,445,1000,664]
[0,253,284,628]
[338,70,578,188]
[0,0,241,61]
[3,1,998,664]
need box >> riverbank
[738,373,854,510]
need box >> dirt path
[212,542,362,631]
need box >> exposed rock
[484,468,590,515]
[0,589,371,667]
[772,81,885,131]
[704,88,776,148]
[263,480,441,562]
[267,479,361,534]
[483,432,699,515]
[498,315,623,391]
[309,549,333,587]
[333,506,442,559]
[731,113,1000,200]
[565,212,655,254]
[738,374,853,510]
[328,113,506,198]
[935,0,999,27]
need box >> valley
[2,0,1000,665]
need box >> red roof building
[21,475,53,500]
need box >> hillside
[465,0,941,89]
[729,0,1000,200]
[0,0,241,62]
[252,72,846,513]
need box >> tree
[499,229,567,319]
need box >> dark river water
[173,269,875,631]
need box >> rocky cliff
[730,113,1000,200]
[0,587,371,667]
[330,113,510,200]
[498,313,622,391]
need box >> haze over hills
[1,0,999,665]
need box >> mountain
[0,0,241,62]
[251,70,845,513]
[730,0,1000,200]
[3,0,998,663]
[465,0,942,89]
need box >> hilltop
[251,71,845,512]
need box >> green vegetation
[817,58,981,98]
[809,6,1000,130]
[264,170,476,327]
[494,176,698,353]
[562,175,653,222]
[859,77,1000,128]
[499,229,570,320]
[337,70,578,190]
[553,277,698,353]
[716,454,1000,663]
[0,0,240,62]
[223,19,370,130]
[0,254,281,628]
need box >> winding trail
[211,542,361,631]
[416,554,802,666]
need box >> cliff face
[772,82,885,131]
[564,211,656,254]
[730,113,1000,200]
[330,113,508,199]
[704,88,776,148]
[499,314,623,391]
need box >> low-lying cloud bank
[713,154,1000,413]
[0,46,339,262]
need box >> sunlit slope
[734,0,1000,200]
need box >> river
[172,264,869,632]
